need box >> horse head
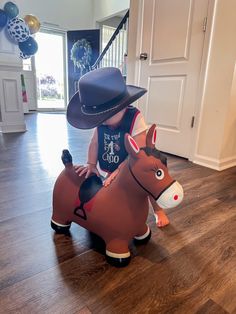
[125,124,183,209]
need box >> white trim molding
[0,123,26,133]
[193,154,236,171]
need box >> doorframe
[34,27,68,112]
[127,0,216,161]
[190,0,216,162]
[22,57,38,112]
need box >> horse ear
[125,134,140,159]
[146,124,157,148]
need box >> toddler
[67,67,169,227]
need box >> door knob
[140,53,148,60]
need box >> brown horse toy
[51,125,183,267]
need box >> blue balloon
[4,25,17,43]
[0,9,8,28]
[19,36,38,55]
[4,2,19,19]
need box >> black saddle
[79,174,103,203]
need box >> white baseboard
[0,123,27,133]
[218,156,236,170]
[193,154,236,171]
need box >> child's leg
[103,162,125,187]
[103,168,119,187]
[149,196,170,228]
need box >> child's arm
[133,130,146,147]
[87,128,98,165]
[75,129,99,178]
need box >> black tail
[61,149,73,166]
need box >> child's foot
[155,210,170,228]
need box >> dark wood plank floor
[0,112,236,314]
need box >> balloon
[0,9,8,28]
[4,25,16,43]
[19,36,38,55]
[19,51,32,59]
[4,2,19,19]
[24,14,41,34]
[7,17,30,42]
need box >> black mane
[141,147,167,166]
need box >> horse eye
[155,169,164,180]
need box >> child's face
[103,108,126,126]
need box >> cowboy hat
[67,67,147,129]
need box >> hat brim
[67,85,147,129]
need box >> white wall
[0,0,130,31]
[194,0,236,169]
[0,0,94,30]
[221,63,236,159]
[99,16,123,29]
[93,0,129,23]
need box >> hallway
[0,113,236,313]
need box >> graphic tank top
[97,106,140,173]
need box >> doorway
[34,30,67,110]
[22,57,37,112]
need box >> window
[23,58,32,71]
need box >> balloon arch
[0,1,40,59]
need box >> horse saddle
[79,174,103,203]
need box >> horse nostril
[174,195,178,201]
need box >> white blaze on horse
[51,124,183,267]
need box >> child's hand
[74,164,99,179]
[103,169,119,187]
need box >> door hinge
[203,17,207,32]
[191,116,195,128]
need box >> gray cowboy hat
[67,67,147,129]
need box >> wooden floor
[0,112,236,314]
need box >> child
[67,67,169,227]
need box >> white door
[137,0,209,158]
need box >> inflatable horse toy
[51,125,183,267]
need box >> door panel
[138,0,208,158]
[152,0,192,60]
[146,75,185,130]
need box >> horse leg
[134,225,151,244]
[51,213,71,234]
[105,239,131,267]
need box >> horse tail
[61,149,73,167]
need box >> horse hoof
[106,255,131,267]
[105,250,131,267]
[134,227,151,245]
[51,220,71,234]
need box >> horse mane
[140,147,167,166]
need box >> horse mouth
[156,181,184,209]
